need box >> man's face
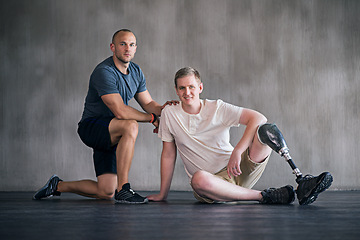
[111,32,137,64]
[175,74,203,106]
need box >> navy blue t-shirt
[80,57,147,121]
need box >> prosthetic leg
[257,123,303,178]
[257,123,333,205]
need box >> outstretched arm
[147,141,177,201]
[227,108,267,178]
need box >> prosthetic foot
[257,123,333,205]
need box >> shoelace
[301,174,314,180]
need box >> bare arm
[227,108,268,177]
[135,90,179,129]
[135,90,179,116]
[101,93,153,122]
[147,141,177,201]
[134,90,163,116]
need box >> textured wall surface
[1,0,359,191]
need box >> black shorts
[78,117,117,177]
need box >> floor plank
[0,191,359,240]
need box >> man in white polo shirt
[147,67,332,205]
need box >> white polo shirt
[158,99,243,178]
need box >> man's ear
[199,82,203,93]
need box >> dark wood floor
[0,191,359,240]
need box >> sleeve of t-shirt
[217,100,243,127]
[136,69,147,93]
[90,67,119,97]
[158,106,175,142]
[129,62,147,94]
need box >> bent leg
[248,126,272,164]
[257,123,302,177]
[57,173,117,200]
[191,170,262,202]
[66,117,132,200]
[257,123,333,205]
[109,119,139,191]
[191,170,295,204]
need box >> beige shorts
[193,148,270,203]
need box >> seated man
[148,67,332,205]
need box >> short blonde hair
[174,67,201,87]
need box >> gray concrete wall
[1,0,359,191]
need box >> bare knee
[110,119,139,144]
[191,171,213,194]
[97,187,115,200]
[123,120,139,139]
[97,174,117,200]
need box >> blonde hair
[174,67,201,87]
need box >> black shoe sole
[114,198,149,204]
[298,172,333,205]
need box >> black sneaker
[33,175,62,200]
[114,183,148,204]
[260,185,295,204]
[296,172,333,205]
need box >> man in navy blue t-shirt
[33,29,176,204]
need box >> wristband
[149,113,157,123]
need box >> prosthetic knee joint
[257,123,303,178]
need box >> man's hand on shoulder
[161,100,179,110]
